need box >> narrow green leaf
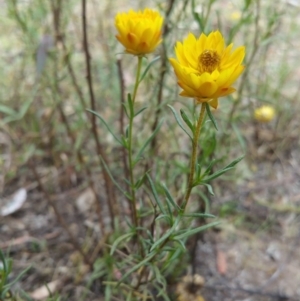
[196,157,243,185]
[139,56,160,83]
[146,174,166,214]
[110,232,135,255]
[167,105,192,140]
[203,183,215,195]
[86,109,123,146]
[134,173,147,189]
[105,283,112,301]
[121,136,128,149]
[11,83,38,124]
[151,265,167,292]
[195,163,202,180]
[6,258,12,274]
[205,102,218,130]
[153,283,169,300]
[126,290,133,301]
[123,178,131,187]
[134,120,163,165]
[223,155,244,169]
[182,213,215,218]
[134,106,148,117]
[75,131,85,151]
[127,93,134,117]
[3,97,35,123]
[161,183,180,211]
[0,250,7,273]
[100,157,127,196]
[180,109,194,133]
[165,198,173,222]
[117,252,156,287]
[169,247,184,261]
[155,214,171,223]
[232,123,246,152]
[122,103,129,118]
[1,288,12,300]
[201,167,234,183]
[173,239,186,251]
[202,160,217,177]
[20,98,35,117]
[19,290,34,301]
[174,221,221,240]
[192,0,205,31]
[150,217,180,252]
[125,125,129,138]
[196,189,211,212]
[3,265,31,289]
[0,105,16,116]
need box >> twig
[49,2,106,237]
[82,0,118,228]
[0,232,60,249]
[117,59,130,198]
[150,0,176,153]
[30,161,92,268]
[62,41,89,115]
[57,102,106,237]
[50,0,62,43]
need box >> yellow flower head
[254,105,276,123]
[115,8,163,56]
[169,31,245,108]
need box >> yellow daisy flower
[169,31,245,108]
[115,8,163,56]
[254,105,275,123]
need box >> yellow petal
[217,87,236,98]
[178,81,198,97]
[175,42,190,66]
[198,81,218,98]
[209,98,219,109]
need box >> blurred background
[0,0,300,300]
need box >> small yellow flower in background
[230,11,242,21]
[169,31,245,108]
[115,8,163,56]
[254,105,276,123]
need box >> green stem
[182,103,206,211]
[132,56,143,103]
[128,56,143,228]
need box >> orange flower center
[198,50,220,73]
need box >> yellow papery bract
[169,31,245,108]
[115,8,163,56]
